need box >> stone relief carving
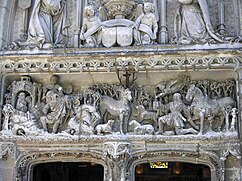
[185,84,235,135]
[6,0,239,50]
[0,75,238,137]
[82,1,159,47]
[155,93,198,135]
[134,2,158,45]
[173,0,236,44]
[0,142,16,159]
[13,0,71,49]
[129,120,154,135]
[80,5,102,47]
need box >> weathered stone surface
[0,0,241,181]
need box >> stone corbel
[104,141,132,181]
[0,142,16,159]
[220,147,241,161]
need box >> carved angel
[134,2,158,45]
[80,5,102,47]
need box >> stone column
[74,0,85,47]
[18,0,31,40]
[0,0,14,48]
[217,0,226,35]
[239,0,242,38]
[104,141,132,181]
[158,0,168,44]
[232,0,241,38]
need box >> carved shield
[102,27,116,48]
[117,27,133,46]
[18,0,32,9]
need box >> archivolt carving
[15,151,105,180]
[130,150,224,181]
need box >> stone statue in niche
[156,93,198,135]
[134,2,158,45]
[27,0,71,49]
[80,5,102,47]
[174,0,227,44]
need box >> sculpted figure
[27,0,70,49]
[80,6,102,47]
[129,120,154,135]
[156,74,190,98]
[136,105,157,125]
[43,75,61,94]
[95,119,114,135]
[174,0,226,44]
[16,92,28,113]
[186,84,235,135]
[99,88,132,134]
[40,88,71,133]
[157,93,198,135]
[66,104,101,135]
[134,2,158,45]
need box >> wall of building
[0,0,241,181]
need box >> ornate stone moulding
[0,55,240,74]
[129,150,224,181]
[1,43,241,56]
[13,145,229,181]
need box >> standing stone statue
[80,5,102,47]
[174,0,226,44]
[134,2,158,45]
[27,0,70,49]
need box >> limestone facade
[0,0,241,181]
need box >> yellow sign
[150,162,168,168]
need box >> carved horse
[99,88,132,134]
[185,85,235,135]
